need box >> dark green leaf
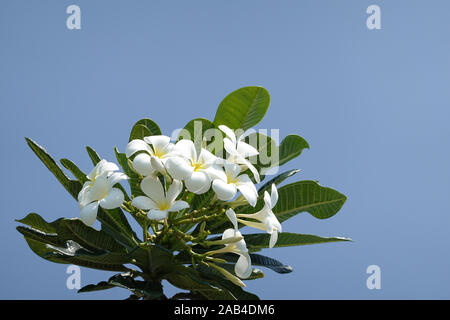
[60,158,88,183]
[108,273,164,299]
[275,134,309,167]
[213,86,270,130]
[129,118,161,141]
[78,281,115,293]
[86,146,101,165]
[25,137,81,199]
[274,180,347,221]
[244,232,351,250]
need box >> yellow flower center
[158,201,171,211]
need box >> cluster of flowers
[76,125,282,279]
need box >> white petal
[144,135,171,151]
[108,172,128,188]
[224,161,241,179]
[185,171,210,194]
[166,179,183,203]
[97,160,120,176]
[132,153,154,176]
[198,148,217,166]
[148,209,168,220]
[235,253,252,279]
[169,200,189,212]
[269,230,279,248]
[222,228,238,240]
[150,156,166,173]
[88,174,111,201]
[225,209,238,230]
[175,139,197,162]
[263,191,272,209]
[99,188,124,210]
[203,165,227,181]
[236,175,258,207]
[140,177,165,202]
[270,184,278,208]
[165,157,194,180]
[224,138,239,156]
[126,139,152,158]
[131,196,157,210]
[80,201,99,226]
[241,158,260,183]
[218,125,237,144]
[237,141,259,158]
[212,179,237,201]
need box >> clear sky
[1,0,450,299]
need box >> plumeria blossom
[131,177,189,220]
[219,125,261,183]
[126,135,177,176]
[226,184,282,248]
[78,160,128,226]
[212,161,258,206]
[208,228,252,279]
[165,139,226,194]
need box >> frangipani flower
[78,160,128,226]
[165,139,226,194]
[126,135,177,176]
[212,162,258,206]
[219,125,261,183]
[208,228,252,279]
[226,184,282,248]
[131,177,189,220]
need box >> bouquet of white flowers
[16,86,349,300]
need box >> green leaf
[129,118,161,141]
[274,180,347,222]
[114,147,144,197]
[16,226,62,247]
[96,207,138,250]
[165,266,221,292]
[218,263,265,280]
[60,158,88,183]
[179,118,216,155]
[213,86,270,130]
[244,232,351,250]
[57,219,126,253]
[86,146,101,165]
[78,281,115,293]
[249,253,293,274]
[108,273,163,299]
[25,137,81,199]
[275,134,309,167]
[257,169,300,196]
[15,213,61,234]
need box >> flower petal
[108,172,128,188]
[235,253,252,279]
[224,138,239,156]
[225,209,238,230]
[166,179,183,203]
[132,153,154,176]
[169,200,189,212]
[165,157,194,180]
[185,171,210,194]
[212,179,237,201]
[218,125,236,144]
[80,201,99,226]
[140,177,165,202]
[88,174,111,201]
[237,141,259,158]
[126,139,152,158]
[144,135,171,152]
[175,139,197,162]
[236,175,258,207]
[131,196,157,210]
[148,209,168,220]
[270,184,278,208]
[99,188,124,210]
[150,156,166,173]
[269,230,279,248]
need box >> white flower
[212,162,258,206]
[131,177,189,220]
[165,139,226,194]
[219,125,260,183]
[78,160,128,226]
[210,228,252,279]
[226,184,282,248]
[125,135,177,176]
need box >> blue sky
[1,0,450,299]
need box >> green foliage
[18,86,349,300]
